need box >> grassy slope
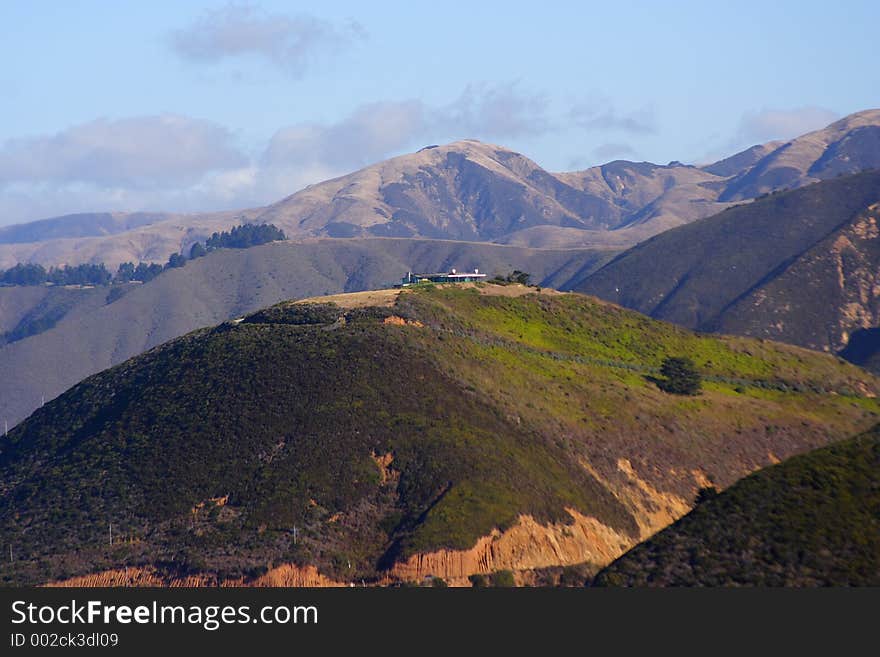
[1,285,878,585]
[594,424,880,586]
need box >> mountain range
[577,170,880,372]
[2,284,877,586]
[3,109,880,269]
[3,107,880,586]
[4,109,880,430]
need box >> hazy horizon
[1,0,878,225]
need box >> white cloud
[260,82,555,180]
[438,82,550,139]
[592,142,637,160]
[169,4,364,77]
[734,106,839,145]
[0,83,594,225]
[0,115,247,188]
[263,100,430,172]
[569,100,656,135]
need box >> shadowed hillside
[577,170,880,372]
[594,424,880,586]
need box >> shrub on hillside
[490,570,516,587]
[491,270,531,285]
[694,486,719,505]
[657,356,702,395]
[468,574,488,588]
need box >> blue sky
[0,0,878,225]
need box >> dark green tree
[1,263,47,285]
[490,270,532,285]
[165,252,187,269]
[115,261,136,283]
[468,574,488,588]
[205,223,286,251]
[657,356,702,395]
[490,570,516,587]
[133,262,163,282]
[189,242,208,259]
[694,485,719,505]
[47,263,111,286]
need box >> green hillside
[1,285,878,585]
[594,424,880,586]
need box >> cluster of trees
[0,261,166,287]
[177,223,286,267]
[0,262,112,286]
[198,223,287,255]
[0,223,286,287]
[113,261,165,284]
[491,270,531,285]
[123,223,286,278]
[468,570,516,587]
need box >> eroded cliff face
[828,209,880,351]
[721,204,880,356]
[386,510,633,585]
[385,457,701,585]
[45,511,638,588]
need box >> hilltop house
[400,268,487,286]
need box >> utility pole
[109,523,113,547]
[9,544,12,563]
[293,525,297,545]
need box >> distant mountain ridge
[0,212,172,244]
[0,238,612,428]
[576,170,880,372]
[3,109,879,268]
[718,109,880,200]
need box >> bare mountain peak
[701,142,784,177]
[821,108,880,133]
[717,108,880,201]
[5,109,880,267]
